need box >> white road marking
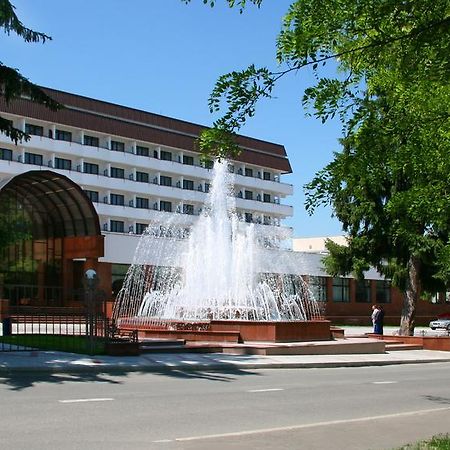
[152,440,173,443]
[176,406,450,442]
[248,388,284,393]
[59,398,114,404]
[372,381,398,384]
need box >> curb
[2,358,450,375]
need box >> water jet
[113,160,331,343]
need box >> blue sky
[5,0,344,237]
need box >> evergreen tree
[0,0,60,143]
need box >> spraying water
[113,159,321,326]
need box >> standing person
[376,305,385,335]
[371,304,380,334]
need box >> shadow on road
[0,355,262,391]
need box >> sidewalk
[1,326,450,374]
[2,346,450,374]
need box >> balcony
[95,202,197,226]
[3,133,294,195]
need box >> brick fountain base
[118,318,332,343]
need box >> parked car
[429,318,450,330]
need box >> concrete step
[140,339,186,347]
[140,345,191,353]
[385,343,423,351]
[140,343,223,354]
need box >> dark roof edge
[42,86,289,156]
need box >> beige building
[292,235,347,253]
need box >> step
[139,339,186,347]
[385,343,423,351]
[139,345,191,354]
[139,343,223,354]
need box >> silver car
[429,318,450,330]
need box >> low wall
[120,319,332,343]
[327,315,439,327]
[210,320,332,342]
[370,334,450,351]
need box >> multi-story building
[0,87,293,305]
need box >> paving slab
[1,346,450,374]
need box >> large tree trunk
[399,255,421,336]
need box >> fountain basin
[210,320,331,342]
[119,319,332,343]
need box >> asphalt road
[1,363,450,449]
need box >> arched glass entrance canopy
[0,170,100,239]
[0,171,102,307]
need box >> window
[110,220,124,233]
[263,193,271,203]
[136,145,149,156]
[183,155,194,165]
[332,278,350,302]
[136,171,149,183]
[309,276,327,302]
[84,135,99,147]
[228,164,235,173]
[204,159,214,169]
[376,280,391,303]
[83,162,99,175]
[111,263,129,296]
[0,148,12,161]
[160,150,172,161]
[136,197,149,209]
[244,190,253,200]
[110,167,125,179]
[55,129,72,142]
[183,204,194,215]
[263,171,271,181]
[245,168,253,177]
[25,123,43,136]
[136,223,148,235]
[54,157,72,171]
[356,280,371,303]
[160,201,172,212]
[84,190,99,203]
[183,179,194,190]
[110,194,124,206]
[24,152,43,166]
[160,175,172,187]
[245,213,253,223]
[111,140,125,152]
[205,183,210,193]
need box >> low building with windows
[0,87,294,308]
[293,245,450,326]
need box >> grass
[397,434,450,449]
[0,334,106,355]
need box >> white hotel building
[0,88,294,302]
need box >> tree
[0,0,61,143]
[184,0,450,335]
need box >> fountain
[113,159,331,343]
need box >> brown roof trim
[1,87,292,173]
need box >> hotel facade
[0,88,447,325]
[0,87,294,309]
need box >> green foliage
[186,0,449,333]
[0,0,61,143]
[0,199,32,252]
[199,64,276,158]
[183,0,262,13]
[0,334,106,355]
[397,433,450,450]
